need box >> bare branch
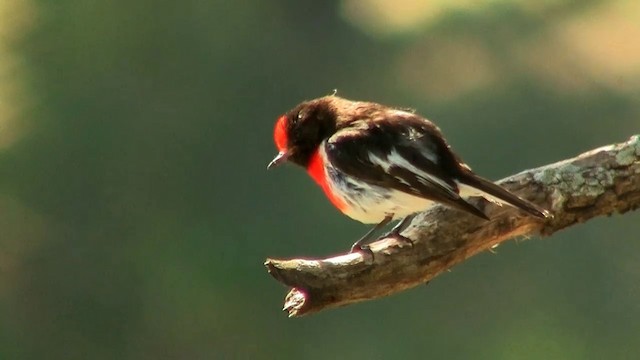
[265,135,640,317]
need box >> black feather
[325,112,490,220]
[455,170,551,219]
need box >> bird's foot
[381,230,415,248]
[349,243,375,262]
[348,215,394,259]
[378,213,416,248]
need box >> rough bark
[264,135,640,317]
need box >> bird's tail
[456,171,551,219]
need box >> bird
[267,95,550,253]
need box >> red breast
[306,148,348,212]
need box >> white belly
[323,163,436,224]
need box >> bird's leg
[350,215,393,253]
[379,214,416,247]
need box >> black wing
[325,113,489,220]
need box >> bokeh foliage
[0,0,638,359]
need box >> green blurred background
[1,0,639,359]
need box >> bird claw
[384,231,414,248]
[350,243,375,262]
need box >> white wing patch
[457,182,509,206]
[418,145,439,164]
[394,176,411,186]
[368,149,455,193]
[368,152,391,171]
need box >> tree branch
[264,135,640,317]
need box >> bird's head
[267,97,340,169]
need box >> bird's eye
[297,110,305,122]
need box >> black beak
[267,151,289,169]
